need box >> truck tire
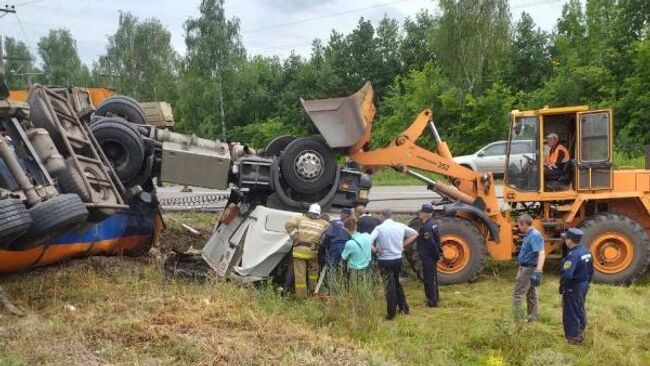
[0,199,32,247]
[90,117,145,184]
[15,194,88,249]
[280,137,336,195]
[263,135,297,157]
[580,213,650,284]
[95,96,147,125]
[56,159,119,222]
[406,216,486,284]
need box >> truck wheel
[95,96,147,125]
[15,194,88,249]
[56,159,119,222]
[280,137,336,195]
[580,213,650,284]
[90,117,145,184]
[263,135,297,157]
[437,216,486,284]
[0,199,32,247]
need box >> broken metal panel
[161,141,231,189]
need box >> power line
[15,0,48,6]
[244,0,418,34]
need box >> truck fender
[443,202,500,242]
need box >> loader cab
[504,106,613,197]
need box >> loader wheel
[0,199,32,248]
[263,135,297,157]
[406,217,485,284]
[90,117,145,184]
[14,194,88,249]
[56,159,119,222]
[280,137,336,195]
[95,96,147,125]
[580,213,650,284]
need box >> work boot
[567,335,584,345]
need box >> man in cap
[513,214,546,322]
[413,203,442,307]
[370,208,419,320]
[285,203,330,298]
[320,208,353,292]
[560,228,594,344]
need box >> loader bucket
[301,82,375,148]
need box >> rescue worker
[321,208,352,292]
[370,208,419,320]
[513,214,546,322]
[355,205,380,234]
[414,204,441,307]
[285,203,330,299]
[560,228,593,344]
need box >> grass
[1,212,650,365]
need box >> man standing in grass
[413,204,442,307]
[341,218,373,283]
[285,204,330,299]
[513,214,546,322]
[370,208,419,320]
[560,228,593,344]
[355,205,380,234]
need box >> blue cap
[562,228,583,243]
[420,204,434,214]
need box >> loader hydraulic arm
[348,109,497,212]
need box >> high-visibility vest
[548,144,569,165]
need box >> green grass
[613,152,645,169]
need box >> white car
[453,140,535,176]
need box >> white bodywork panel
[202,205,301,282]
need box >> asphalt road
[157,185,504,213]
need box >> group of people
[284,203,443,320]
[285,204,595,344]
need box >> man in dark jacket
[411,204,442,307]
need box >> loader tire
[406,216,486,285]
[15,194,88,249]
[90,117,145,184]
[95,96,147,125]
[280,137,336,195]
[263,135,297,157]
[0,199,32,247]
[580,213,650,284]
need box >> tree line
[3,0,650,155]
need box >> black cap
[420,204,434,214]
[561,228,583,243]
[341,208,352,216]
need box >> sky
[0,0,567,65]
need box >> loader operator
[285,203,330,299]
[559,228,593,345]
[545,133,570,181]
[412,204,442,307]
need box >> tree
[176,0,245,139]
[617,37,650,154]
[3,37,39,89]
[38,29,89,86]
[94,12,178,101]
[433,0,511,93]
[400,10,436,71]
[507,12,551,93]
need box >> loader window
[506,116,540,192]
[580,112,609,162]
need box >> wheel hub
[294,151,324,181]
[438,234,471,274]
[592,232,634,274]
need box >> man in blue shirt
[513,214,546,322]
[560,228,593,344]
[370,208,418,320]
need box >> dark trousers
[378,259,409,318]
[563,282,589,339]
[420,251,439,307]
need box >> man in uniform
[414,204,442,307]
[285,203,330,299]
[513,214,546,322]
[560,228,594,344]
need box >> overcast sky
[0,0,567,65]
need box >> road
[157,185,504,213]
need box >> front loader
[301,82,650,285]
